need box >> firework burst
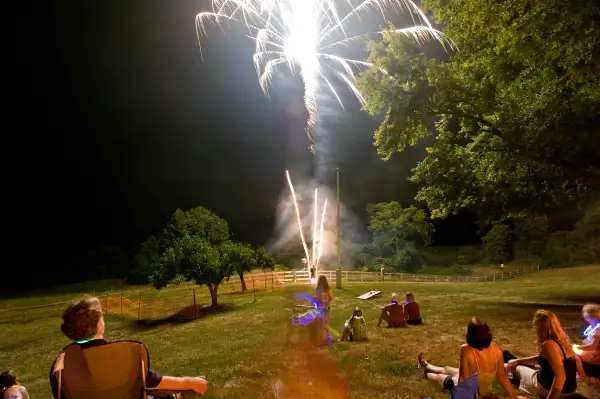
[196,0,452,152]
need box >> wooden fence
[0,265,540,323]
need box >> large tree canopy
[358,0,600,218]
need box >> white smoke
[267,177,360,268]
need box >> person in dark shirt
[377,293,408,328]
[49,296,208,398]
[403,292,423,325]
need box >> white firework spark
[196,0,452,152]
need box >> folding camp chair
[54,340,198,399]
[450,373,479,399]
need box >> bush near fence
[0,266,540,323]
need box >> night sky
[12,1,477,283]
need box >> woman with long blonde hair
[507,310,587,398]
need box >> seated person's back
[50,296,207,399]
[404,292,422,325]
[385,302,405,326]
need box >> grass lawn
[1,266,599,398]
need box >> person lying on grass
[339,307,367,342]
[403,292,422,325]
[49,296,208,399]
[1,371,29,399]
[418,317,517,399]
[574,303,600,379]
[377,293,408,328]
[506,310,588,399]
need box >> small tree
[220,241,256,291]
[255,246,276,271]
[482,223,512,263]
[150,235,234,308]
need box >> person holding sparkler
[573,303,600,379]
[314,275,333,345]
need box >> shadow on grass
[132,303,236,331]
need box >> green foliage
[151,235,227,288]
[513,216,549,256]
[254,246,276,271]
[128,235,160,284]
[542,231,574,267]
[357,0,600,219]
[367,202,434,272]
[163,207,230,244]
[221,241,256,276]
[482,223,512,263]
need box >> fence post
[345,271,348,283]
[293,270,297,284]
[253,278,256,303]
[193,289,197,319]
[120,292,123,316]
[271,273,274,291]
[264,273,267,289]
[137,292,142,321]
[361,271,363,282]
[537,264,540,271]
[401,273,403,281]
[493,274,496,282]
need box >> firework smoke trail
[285,170,311,266]
[316,198,328,268]
[196,0,453,152]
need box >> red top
[384,303,405,326]
[404,301,420,320]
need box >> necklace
[583,322,599,338]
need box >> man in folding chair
[49,297,208,399]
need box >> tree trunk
[238,271,247,292]
[208,284,219,308]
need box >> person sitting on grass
[418,317,517,399]
[574,303,600,379]
[339,307,367,342]
[403,292,423,325]
[506,310,588,398]
[377,293,408,328]
[49,296,208,399]
[1,371,29,399]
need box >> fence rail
[0,265,540,323]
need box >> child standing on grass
[1,371,29,399]
[315,275,333,345]
[340,307,368,342]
